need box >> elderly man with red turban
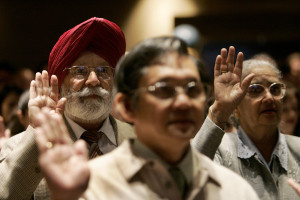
[0,17,135,200]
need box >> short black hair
[115,36,189,98]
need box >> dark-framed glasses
[139,81,206,100]
[247,82,286,99]
[64,65,114,80]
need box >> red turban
[48,17,126,89]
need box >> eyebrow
[156,77,200,83]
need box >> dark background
[1,0,300,75]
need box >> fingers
[4,129,11,138]
[214,55,222,77]
[287,178,300,195]
[56,112,72,144]
[215,46,239,76]
[233,52,244,77]
[226,46,235,72]
[220,48,228,72]
[50,75,59,102]
[74,140,89,161]
[30,80,37,100]
[56,97,66,115]
[240,73,255,92]
[214,46,246,82]
[34,71,51,97]
[35,72,43,97]
[42,70,50,95]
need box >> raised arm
[0,70,67,199]
[35,108,89,200]
[192,46,254,158]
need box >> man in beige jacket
[0,17,135,200]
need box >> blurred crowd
[1,17,300,200]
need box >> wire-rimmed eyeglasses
[64,65,114,80]
[137,81,206,100]
[247,82,286,99]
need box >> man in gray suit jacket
[0,17,135,200]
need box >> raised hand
[28,70,66,127]
[0,116,11,151]
[34,108,89,200]
[210,46,254,124]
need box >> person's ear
[113,93,135,123]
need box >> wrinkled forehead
[249,65,281,84]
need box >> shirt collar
[99,117,117,146]
[272,133,288,171]
[64,114,85,139]
[115,139,221,190]
[237,126,288,171]
[64,114,117,146]
[131,139,194,184]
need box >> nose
[172,88,192,110]
[85,71,100,87]
[262,89,274,102]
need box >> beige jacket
[0,115,135,200]
[81,139,259,200]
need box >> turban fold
[48,17,126,89]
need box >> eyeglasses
[247,82,286,99]
[138,81,206,100]
[64,65,114,80]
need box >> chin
[65,100,111,124]
[169,126,196,140]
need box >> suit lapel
[63,115,78,142]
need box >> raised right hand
[28,70,66,127]
[209,46,254,128]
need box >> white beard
[61,86,114,124]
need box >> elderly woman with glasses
[192,47,300,200]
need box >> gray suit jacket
[0,115,135,200]
[192,117,300,200]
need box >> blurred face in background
[1,91,20,125]
[279,90,299,135]
[288,54,300,76]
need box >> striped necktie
[80,131,103,159]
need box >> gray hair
[242,59,282,80]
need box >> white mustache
[66,87,109,99]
